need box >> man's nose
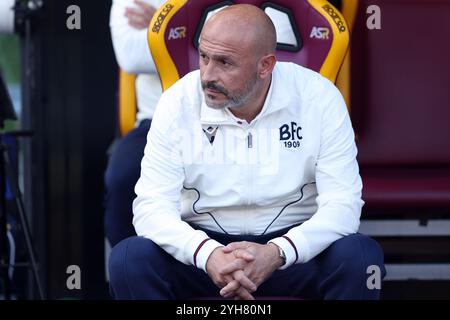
[201,61,219,84]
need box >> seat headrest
[149,0,348,90]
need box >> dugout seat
[347,0,450,217]
[341,0,450,286]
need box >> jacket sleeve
[109,0,157,74]
[269,81,364,269]
[132,89,223,272]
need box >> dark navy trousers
[109,225,386,300]
[104,120,151,247]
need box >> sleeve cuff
[268,236,300,270]
[193,238,224,273]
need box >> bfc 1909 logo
[279,122,302,148]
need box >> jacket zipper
[245,130,254,234]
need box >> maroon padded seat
[349,0,450,215]
[362,168,450,210]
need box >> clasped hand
[205,241,283,300]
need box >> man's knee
[104,139,143,194]
[109,236,163,287]
[327,233,386,280]
[105,161,138,195]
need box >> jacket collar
[200,62,291,126]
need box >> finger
[222,246,233,253]
[134,0,147,8]
[219,280,240,297]
[222,242,239,253]
[220,268,256,294]
[226,286,253,300]
[125,7,144,16]
[134,0,156,16]
[222,247,254,262]
[223,241,251,253]
[128,18,148,30]
[221,272,256,299]
[235,286,255,300]
[223,241,247,251]
[125,10,146,21]
[125,10,148,21]
[126,13,149,29]
[222,289,237,299]
[233,270,257,292]
[219,274,235,289]
[233,249,255,262]
[219,259,245,276]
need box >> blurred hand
[206,246,257,300]
[125,0,157,30]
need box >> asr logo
[168,26,187,40]
[310,27,330,40]
[279,122,302,149]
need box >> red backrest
[345,0,450,212]
[350,0,450,167]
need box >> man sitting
[109,4,385,300]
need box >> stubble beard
[202,73,259,110]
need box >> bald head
[201,4,277,57]
[198,4,277,116]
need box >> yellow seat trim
[119,69,137,136]
[307,0,350,83]
[148,0,188,92]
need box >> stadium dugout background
[0,0,449,299]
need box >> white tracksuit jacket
[133,62,364,272]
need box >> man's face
[198,29,260,110]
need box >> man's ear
[258,54,276,80]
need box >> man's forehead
[199,34,244,58]
[200,21,255,55]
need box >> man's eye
[221,60,230,66]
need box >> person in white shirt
[105,0,165,247]
[109,4,385,300]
